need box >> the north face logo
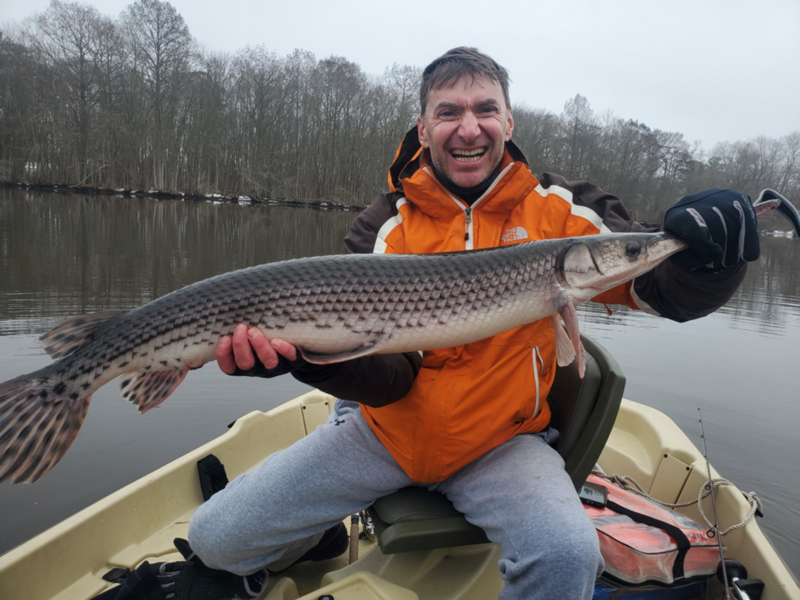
[501,226,529,243]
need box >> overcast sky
[2,0,798,151]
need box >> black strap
[91,562,163,600]
[102,568,132,583]
[606,499,691,580]
[197,454,228,502]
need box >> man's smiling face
[417,74,514,189]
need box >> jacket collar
[388,127,539,219]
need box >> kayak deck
[0,392,797,600]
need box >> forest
[1,0,798,219]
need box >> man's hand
[216,324,298,376]
[664,189,760,272]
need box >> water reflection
[0,189,356,331]
[1,188,798,579]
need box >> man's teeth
[451,148,486,163]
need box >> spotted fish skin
[0,232,686,483]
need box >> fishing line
[698,408,730,600]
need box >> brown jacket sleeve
[536,173,746,322]
[343,193,405,254]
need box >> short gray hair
[420,47,511,114]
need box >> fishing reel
[717,559,764,600]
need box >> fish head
[556,232,686,301]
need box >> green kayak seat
[365,335,626,554]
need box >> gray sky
[2,0,799,151]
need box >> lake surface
[1,188,798,579]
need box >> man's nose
[459,111,480,141]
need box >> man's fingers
[270,338,298,362]
[248,327,280,369]
[216,335,237,375]
[217,325,297,375]
[231,323,257,371]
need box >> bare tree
[23,1,116,183]
[121,0,195,190]
[561,94,599,178]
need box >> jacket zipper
[531,346,543,418]
[422,162,515,251]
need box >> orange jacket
[345,132,642,483]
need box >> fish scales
[0,232,698,482]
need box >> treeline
[513,97,800,220]
[0,0,419,205]
[1,0,798,216]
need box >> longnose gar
[1,191,798,484]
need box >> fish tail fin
[0,370,91,483]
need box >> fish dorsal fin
[40,310,130,359]
[120,368,189,414]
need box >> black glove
[664,189,759,272]
[93,539,268,600]
[230,348,338,381]
[154,538,267,600]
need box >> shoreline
[0,181,365,211]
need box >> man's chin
[431,154,496,189]
[435,162,490,187]
[448,171,491,188]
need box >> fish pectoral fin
[120,368,189,414]
[552,300,586,378]
[551,314,575,367]
[40,310,130,359]
[299,337,382,365]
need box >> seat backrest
[547,335,626,489]
[367,334,626,554]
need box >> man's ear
[417,114,430,148]
[505,108,514,141]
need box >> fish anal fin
[553,300,587,378]
[120,368,189,414]
[40,310,130,360]
[299,338,382,365]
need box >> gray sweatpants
[188,400,603,599]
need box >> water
[1,188,798,579]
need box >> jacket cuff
[633,260,747,322]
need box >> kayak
[0,391,798,599]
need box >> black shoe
[291,522,349,566]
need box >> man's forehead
[427,74,505,109]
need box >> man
[155,48,758,599]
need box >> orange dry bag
[582,474,719,587]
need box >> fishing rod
[698,408,731,600]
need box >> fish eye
[625,242,641,258]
